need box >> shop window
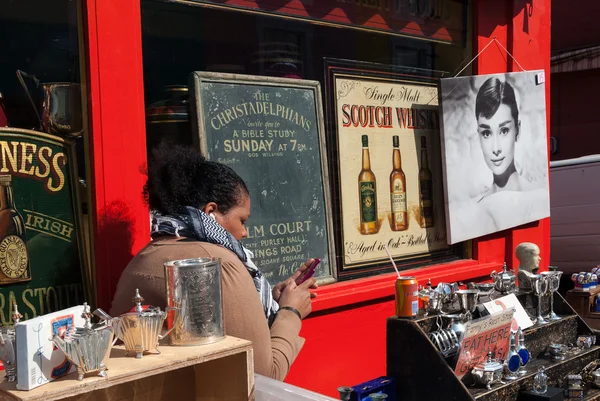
[0,1,91,318]
[140,0,472,283]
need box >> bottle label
[0,235,28,279]
[391,178,406,214]
[360,181,377,223]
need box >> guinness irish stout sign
[0,128,87,324]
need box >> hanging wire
[425,36,528,105]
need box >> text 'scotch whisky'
[358,135,378,235]
[390,135,408,231]
[0,174,30,284]
[419,136,434,228]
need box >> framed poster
[190,72,336,285]
[438,71,550,244]
[324,58,464,278]
[0,128,89,323]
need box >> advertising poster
[438,70,550,244]
[330,71,451,270]
[0,128,87,324]
[191,72,335,285]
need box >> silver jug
[51,303,114,381]
[165,258,225,345]
[94,289,180,359]
[0,304,23,382]
[16,70,83,138]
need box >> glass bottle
[389,135,407,231]
[532,366,548,394]
[0,174,30,284]
[418,136,434,228]
[358,134,378,234]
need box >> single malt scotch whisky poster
[0,128,87,324]
[191,72,336,284]
[325,60,454,272]
[438,71,550,244]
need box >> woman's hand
[272,259,319,302]
[278,277,316,319]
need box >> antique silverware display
[532,366,548,394]
[516,327,530,375]
[504,331,521,381]
[490,263,517,295]
[471,351,505,390]
[52,303,114,381]
[541,270,562,321]
[165,258,225,345]
[531,274,549,325]
[0,304,22,382]
[94,289,180,359]
[337,386,354,401]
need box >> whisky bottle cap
[393,135,399,148]
[421,136,427,147]
[362,135,368,147]
[0,175,11,185]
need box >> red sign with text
[193,0,466,43]
[454,309,514,379]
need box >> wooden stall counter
[566,287,600,330]
[0,336,254,401]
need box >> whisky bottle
[390,135,408,231]
[0,174,30,284]
[419,136,434,228]
[358,135,378,235]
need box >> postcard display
[386,284,600,401]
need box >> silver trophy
[52,303,114,381]
[541,271,562,321]
[94,289,181,359]
[456,290,480,319]
[0,304,22,382]
[531,274,549,325]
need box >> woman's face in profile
[477,103,518,176]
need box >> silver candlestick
[531,274,549,325]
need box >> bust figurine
[516,242,541,291]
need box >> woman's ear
[202,202,218,215]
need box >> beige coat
[110,237,304,380]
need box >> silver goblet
[541,271,562,321]
[531,274,549,325]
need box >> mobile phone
[296,258,321,285]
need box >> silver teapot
[471,351,505,389]
[0,304,22,382]
[94,289,180,359]
[491,263,517,294]
[52,303,114,381]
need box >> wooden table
[566,287,600,330]
[0,336,254,401]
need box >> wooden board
[0,336,253,401]
[190,72,336,285]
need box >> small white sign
[536,71,545,85]
[483,293,534,330]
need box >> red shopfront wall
[81,0,550,398]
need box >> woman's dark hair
[475,77,519,124]
[143,143,249,215]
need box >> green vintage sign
[0,128,87,325]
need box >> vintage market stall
[0,0,552,398]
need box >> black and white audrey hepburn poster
[438,70,550,244]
